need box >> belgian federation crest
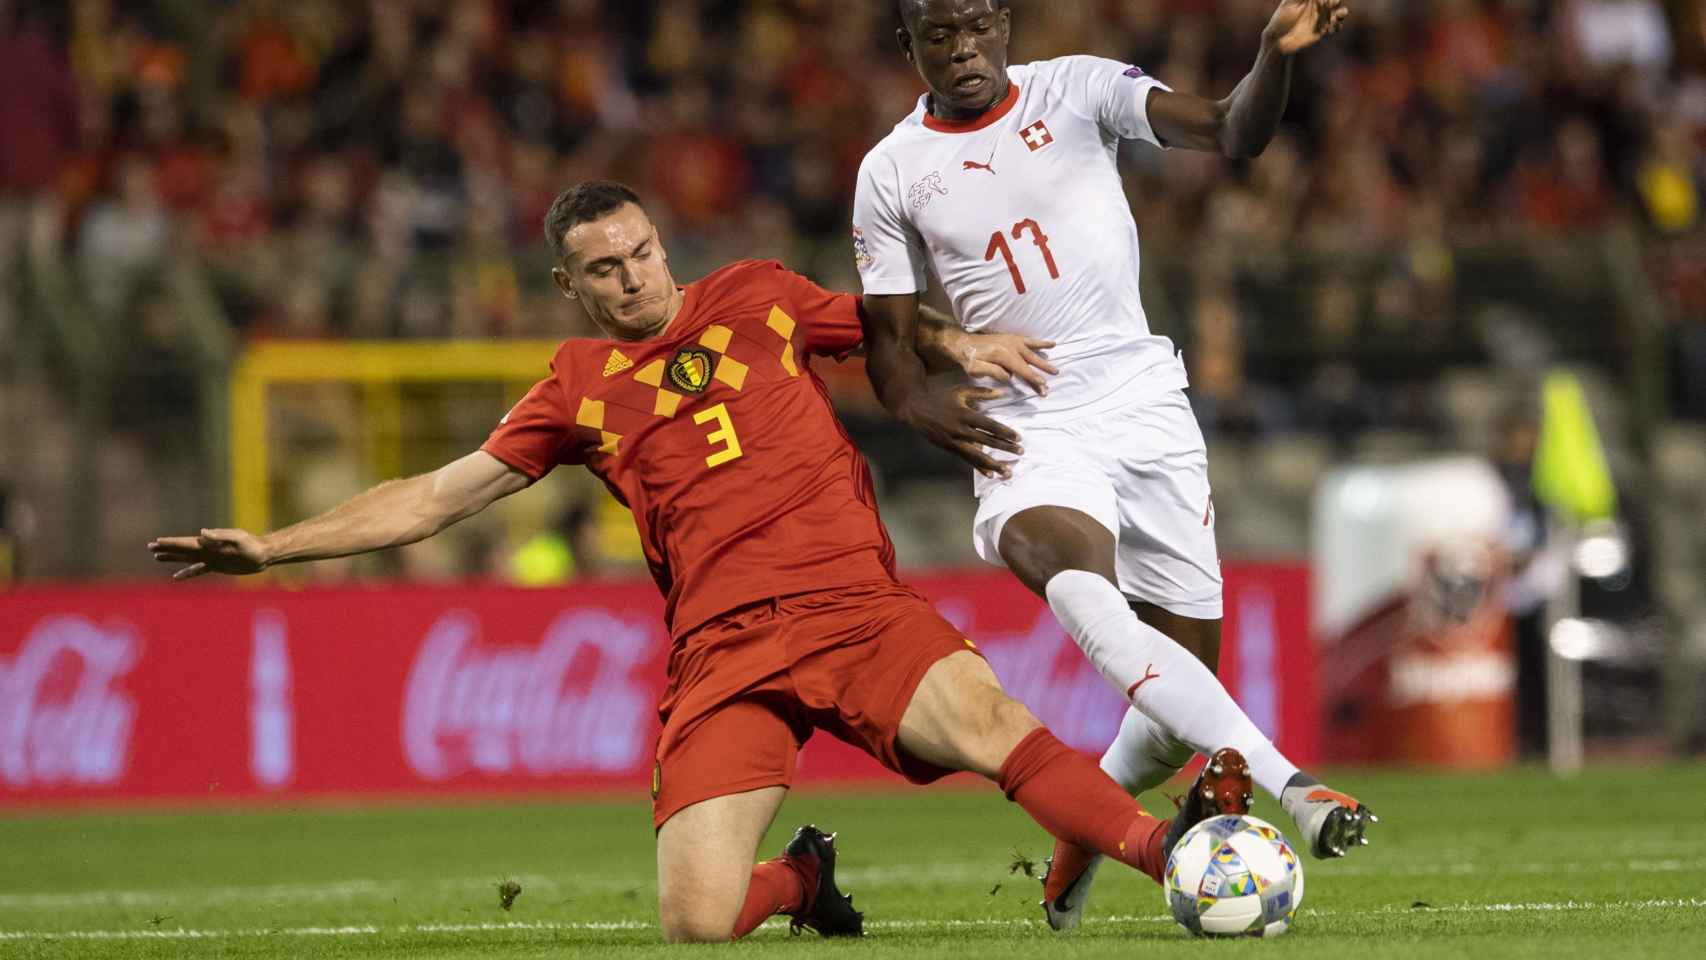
[668,346,716,394]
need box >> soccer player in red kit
[150,181,1251,943]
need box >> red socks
[997,727,1170,885]
[730,856,813,940]
[732,728,1167,939]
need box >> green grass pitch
[3,765,1704,958]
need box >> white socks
[1099,706,1194,795]
[1045,570,1299,798]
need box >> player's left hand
[899,384,1022,480]
[953,332,1058,396]
[1263,0,1350,55]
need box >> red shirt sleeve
[766,263,866,358]
[480,366,575,480]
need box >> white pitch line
[7,856,1704,912]
[1,898,1703,942]
[0,926,383,941]
[1327,858,1706,877]
[0,881,396,911]
[0,877,543,911]
[0,867,999,912]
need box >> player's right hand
[1264,0,1350,55]
[955,333,1058,397]
[148,528,271,580]
[901,385,1022,480]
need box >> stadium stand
[1,0,1702,743]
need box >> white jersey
[854,56,1185,425]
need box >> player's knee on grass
[656,865,743,943]
[655,788,784,942]
[658,900,737,943]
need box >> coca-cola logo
[935,603,1123,752]
[402,609,655,781]
[1,615,140,789]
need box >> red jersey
[481,260,898,637]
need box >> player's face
[554,204,680,341]
[898,0,1011,120]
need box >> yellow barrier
[228,340,560,533]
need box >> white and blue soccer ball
[1164,814,1304,938]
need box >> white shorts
[971,388,1224,619]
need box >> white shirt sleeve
[852,150,930,296]
[1051,55,1173,148]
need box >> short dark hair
[897,0,1006,32]
[543,181,644,260]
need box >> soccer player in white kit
[854,0,1376,930]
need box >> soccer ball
[1164,814,1304,938]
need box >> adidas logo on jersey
[603,349,634,377]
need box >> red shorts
[650,580,980,829]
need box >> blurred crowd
[2,0,1706,584]
[0,1,1701,375]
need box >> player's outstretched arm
[148,451,532,580]
[862,293,1024,479]
[1146,0,1349,158]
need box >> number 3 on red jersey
[693,402,744,468]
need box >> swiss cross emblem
[1020,120,1054,152]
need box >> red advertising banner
[0,567,1314,807]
